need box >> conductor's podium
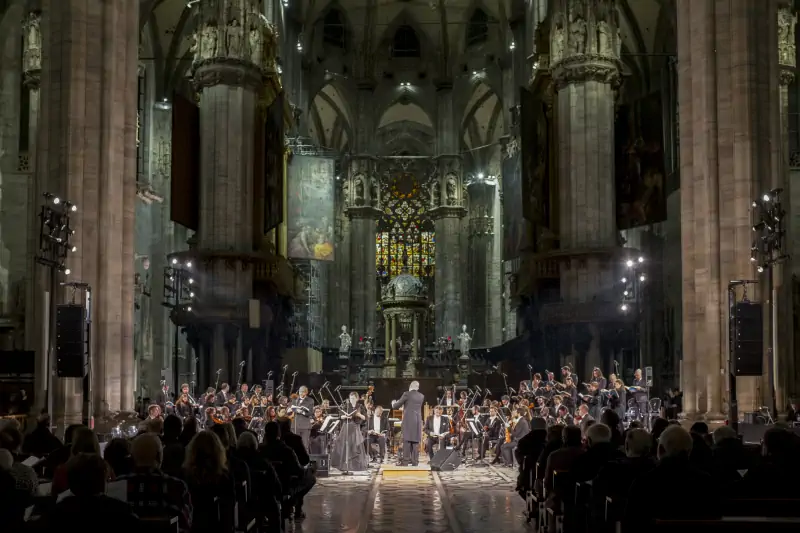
[380,464,431,479]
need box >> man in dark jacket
[591,428,654,521]
[623,426,721,528]
[572,423,624,482]
[279,418,310,466]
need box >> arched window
[323,9,345,48]
[392,25,421,58]
[466,9,489,47]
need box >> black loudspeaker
[430,447,461,471]
[309,453,329,478]
[56,305,86,378]
[733,302,763,377]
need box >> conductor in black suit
[392,381,425,466]
[290,385,315,450]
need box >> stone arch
[376,9,440,71]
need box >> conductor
[392,381,425,466]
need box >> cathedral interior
[0,0,799,426]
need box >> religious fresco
[376,169,435,279]
[615,92,667,230]
[286,155,335,261]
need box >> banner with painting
[615,92,667,229]
[263,90,286,232]
[287,156,335,261]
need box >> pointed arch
[376,9,438,66]
[310,1,355,52]
[466,8,490,47]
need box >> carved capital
[23,70,41,89]
[22,12,41,74]
[780,68,796,87]
[192,61,266,91]
[552,56,621,90]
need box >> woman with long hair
[51,427,114,495]
[183,430,236,533]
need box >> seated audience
[51,426,114,495]
[572,423,624,482]
[43,424,82,478]
[740,426,800,498]
[600,410,624,448]
[544,426,584,509]
[592,428,655,519]
[103,437,133,477]
[183,430,236,533]
[162,415,187,478]
[0,423,38,496]
[22,413,62,458]
[237,431,282,531]
[623,425,721,529]
[119,433,193,533]
[278,418,311,466]
[688,421,713,470]
[0,449,28,531]
[259,421,315,521]
[709,426,750,487]
[180,417,199,447]
[38,453,141,533]
[514,417,548,469]
[211,423,251,502]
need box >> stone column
[384,313,391,360]
[21,10,45,412]
[776,4,796,407]
[550,0,621,376]
[412,314,419,359]
[37,0,139,418]
[466,180,496,346]
[391,315,397,358]
[678,0,780,417]
[191,0,274,380]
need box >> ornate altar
[380,270,429,378]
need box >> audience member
[544,426,584,508]
[592,428,655,520]
[22,413,62,458]
[162,414,187,478]
[259,421,315,521]
[0,423,38,496]
[600,410,624,448]
[278,418,311,466]
[119,433,193,533]
[211,423,252,502]
[740,426,800,498]
[103,437,133,477]
[180,417,199,447]
[237,431,282,532]
[40,453,141,533]
[43,424,82,477]
[623,425,721,528]
[183,430,236,533]
[709,426,749,488]
[51,426,114,495]
[572,423,624,482]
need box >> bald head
[586,423,612,446]
[658,425,693,460]
[131,433,163,468]
[624,429,652,458]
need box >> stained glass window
[376,172,434,279]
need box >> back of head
[210,423,231,448]
[763,427,793,457]
[264,421,280,442]
[409,381,420,391]
[531,417,548,431]
[231,418,247,436]
[546,424,564,442]
[131,433,163,469]
[70,427,100,456]
[586,423,612,447]
[66,453,107,496]
[64,424,84,445]
[237,431,258,451]
[651,417,669,440]
[625,429,652,458]
[184,430,227,483]
[144,417,163,435]
[600,410,620,431]
[580,418,596,438]
[712,426,738,446]
[0,425,23,453]
[278,417,291,436]
[163,415,182,439]
[562,425,583,447]
[658,425,693,460]
[690,421,709,435]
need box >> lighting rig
[750,188,788,417]
[36,192,78,416]
[620,256,647,370]
[162,257,196,393]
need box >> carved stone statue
[430,180,441,207]
[263,22,279,70]
[338,325,352,353]
[227,19,243,57]
[354,176,365,206]
[778,8,798,67]
[201,24,218,59]
[369,177,380,207]
[22,12,41,72]
[551,20,565,64]
[189,31,199,62]
[570,17,587,55]
[458,324,472,356]
[597,20,612,57]
[249,26,263,67]
[614,26,622,58]
[445,175,458,206]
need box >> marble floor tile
[289,471,375,533]
[366,476,450,533]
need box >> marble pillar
[678,0,781,417]
[191,0,275,383]
[550,0,621,376]
[345,155,381,339]
[432,84,466,338]
[466,180,496,347]
[776,4,796,404]
[37,0,139,419]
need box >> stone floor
[289,458,531,533]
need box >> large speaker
[309,453,329,478]
[56,305,86,378]
[430,447,461,471]
[733,301,763,377]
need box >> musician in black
[581,381,602,420]
[479,406,503,460]
[592,367,608,390]
[423,406,451,460]
[174,393,194,420]
[290,386,315,450]
[309,406,327,454]
[236,383,250,402]
[554,405,573,426]
[632,368,648,418]
[215,383,232,406]
[499,407,531,466]
[459,405,484,455]
[365,405,389,462]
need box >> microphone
[510,387,517,393]
[283,364,289,370]
[474,385,482,392]
[292,371,298,376]
[527,364,533,371]
[335,385,342,392]
[215,369,222,375]
[323,381,330,388]
[239,361,246,367]
[267,371,273,378]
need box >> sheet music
[326,420,340,433]
[107,480,127,502]
[22,456,41,467]
[320,415,335,432]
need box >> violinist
[147,404,163,421]
[236,383,250,403]
[498,406,530,466]
[442,389,455,407]
[174,393,194,420]
[203,407,216,429]
[309,406,327,454]
[365,405,389,463]
[459,390,468,404]
[458,405,484,455]
[289,385,315,450]
[555,404,573,426]
[480,406,502,460]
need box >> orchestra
[145,362,651,469]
